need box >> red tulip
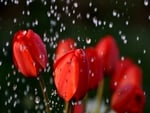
[54,49,88,101]
[95,35,119,75]
[85,47,103,91]
[110,58,133,91]
[111,84,146,113]
[12,29,48,77]
[110,58,142,92]
[55,38,76,61]
[119,63,142,88]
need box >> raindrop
[91,73,94,77]
[73,2,78,8]
[86,37,91,44]
[112,10,117,17]
[106,98,109,104]
[86,13,90,19]
[125,20,129,25]
[89,2,92,7]
[0,61,2,66]
[136,36,140,41]
[35,96,40,104]
[94,8,98,12]
[114,82,118,86]
[109,22,113,28]
[51,0,56,3]
[144,0,149,6]
[143,49,146,54]
[90,57,94,63]
[13,84,17,91]
[5,42,9,46]
[72,20,75,24]
[138,59,141,64]
[92,17,98,27]
[148,15,150,20]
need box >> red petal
[13,41,37,77]
[73,49,88,101]
[119,63,142,88]
[96,35,119,75]
[55,38,76,61]
[110,58,134,91]
[26,29,48,69]
[85,47,103,91]
[54,50,79,101]
[111,84,145,113]
[54,49,88,101]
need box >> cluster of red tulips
[12,29,145,113]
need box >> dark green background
[0,0,150,113]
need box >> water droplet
[73,2,78,8]
[109,22,113,28]
[138,59,141,64]
[35,96,40,104]
[112,10,117,17]
[106,98,109,104]
[86,37,91,44]
[148,15,150,20]
[114,82,118,86]
[89,2,92,7]
[0,61,2,66]
[144,0,149,6]
[90,57,94,63]
[143,49,146,54]
[13,84,17,91]
[91,73,94,77]
[92,17,98,27]
[136,36,140,41]
[86,13,90,19]
[125,20,129,25]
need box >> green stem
[38,76,51,113]
[65,101,72,113]
[94,79,104,113]
[65,101,69,113]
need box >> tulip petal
[111,85,145,113]
[13,42,37,77]
[55,38,76,61]
[54,50,79,101]
[26,29,48,69]
[85,47,103,91]
[96,35,119,75]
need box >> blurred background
[0,0,150,113]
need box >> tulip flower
[110,58,145,113]
[12,29,48,77]
[55,38,76,61]
[54,49,88,101]
[95,35,119,75]
[111,84,146,113]
[110,58,142,91]
[85,47,103,91]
